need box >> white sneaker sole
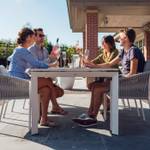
[77,122,98,127]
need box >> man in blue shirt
[29,28,55,65]
[28,28,66,116]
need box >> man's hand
[49,54,57,60]
[48,61,59,68]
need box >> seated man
[28,28,67,124]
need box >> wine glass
[84,49,90,60]
[81,49,90,68]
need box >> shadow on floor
[1,104,150,150]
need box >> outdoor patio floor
[0,78,150,150]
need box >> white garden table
[29,68,119,135]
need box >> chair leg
[23,99,26,109]
[11,100,16,112]
[139,99,146,121]
[29,99,32,130]
[122,99,126,108]
[148,99,150,109]
[134,99,140,117]
[3,101,9,118]
[0,100,5,121]
[127,99,131,110]
[103,93,108,121]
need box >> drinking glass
[84,49,90,60]
[81,49,90,68]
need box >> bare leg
[39,87,51,124]
[88,82,110,119]
[88,82,97,115]
[91,87,104,118]
[49,86,62,110]
[88,86,95,115]
[38,78,64,112]
[53,84,64,98]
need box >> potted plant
[58,76,75,90]
[58,46,77,89]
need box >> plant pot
[58,77,75,89]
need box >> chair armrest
[0,75,29,100]
[119,71,150,99]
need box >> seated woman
[88,35,118,90]
[8,27,65,127]
[73,28,145,127]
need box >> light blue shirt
[8,46,48,79]
[28,44,49,62]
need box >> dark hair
[17,27,34,45]
[34,28,43,36]
[120,28,136,43]
[103,35,116,51]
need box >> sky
[0,0,114,47]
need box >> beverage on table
[62,51,67,67]
[83,49,90,60]
[51,38,60,59]
[80,49,90,68]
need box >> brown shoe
[51,109,68,115]
[40,120,57,127]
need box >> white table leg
[30,76,39,135]
[110,73,119,135]
[29,81,31,130]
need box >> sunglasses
[38,34,45,38]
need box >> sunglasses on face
[38,34,45,38]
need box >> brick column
[144,31,150,60]
[85,10,98,60]
[83,32,85,52]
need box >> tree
[60,44,68,52]
[0,40,16,59]
[44,36,53,54]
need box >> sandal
[51,109,68,115]
[40,120,57,127]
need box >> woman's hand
[83,59,96,68]
[76,48,84,57]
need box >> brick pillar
[144,31,150,60]
[85,10,98,60]
[83,32,85,51]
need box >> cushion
[0,65,9,76]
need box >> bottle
[51,38,60,59]
[62,51,67,67]
[59,51,63,67]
